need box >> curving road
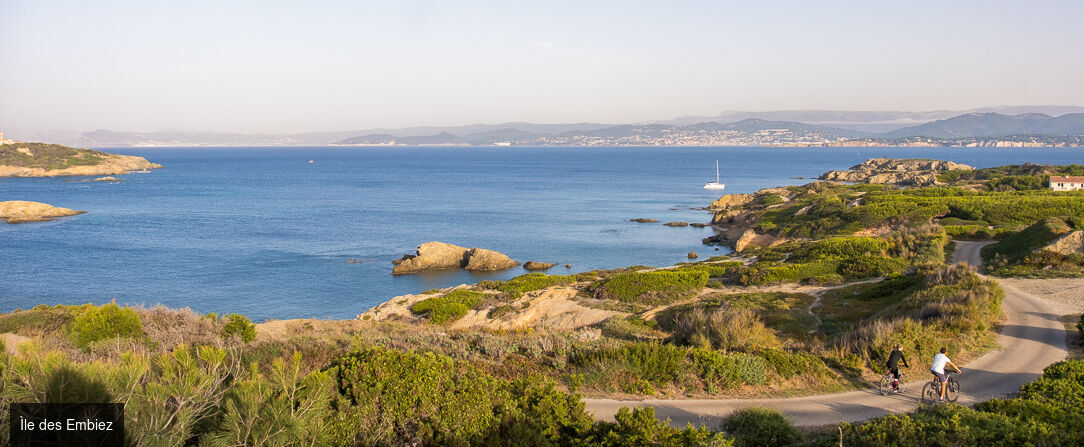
[584,241,1068,427]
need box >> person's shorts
[931,370,947,383]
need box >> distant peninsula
[0,142,162,178]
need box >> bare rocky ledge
[392,241,519,274]
[0,201,85,223]
[818,157,972,187]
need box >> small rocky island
[0,142,161,177]
[0,200,84,223]
[392,242,519,274]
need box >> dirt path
[584,241,1069,427]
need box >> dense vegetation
[0,142,105,170]
[983,217,1084,277]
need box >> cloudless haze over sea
[2,146,1082,321]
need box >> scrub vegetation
[2,160,1079,445]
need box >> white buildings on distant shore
[0,131,15,145]
[1050,176,1084,191]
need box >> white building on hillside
[1050,176,1084,191]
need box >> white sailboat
[704,160,726,190]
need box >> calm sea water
[2,146,1082,320]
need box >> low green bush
[331,347,595,445]
[788,237,888,263]
[221,313,257,343]
[594,271,708,305]
[723,408,801,447]
[836,257,908,279]
[498,273,575,294]
[410,289,487,323]
[592,407,730,446]
[69,303,143,348]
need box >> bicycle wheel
[879,374,891,396]
[921,382,939,404]
[947,377,960,402]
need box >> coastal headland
[2,158,1083,445]
[0,142,161,178]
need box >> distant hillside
[884,113,1084,139]
[17,106,1084,147]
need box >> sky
[2,0,1083,136]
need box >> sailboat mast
[715,160,720,183]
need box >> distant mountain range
[18,106,1084,147]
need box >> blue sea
[2,146,1082,321]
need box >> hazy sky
[2,1,1083,136]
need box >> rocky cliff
[819,158,972,186]
[0,201,85,223]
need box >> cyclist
[885,344,909,392]
[930,347,962,401]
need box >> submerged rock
[630,218,658,223]
[664,221,689,227]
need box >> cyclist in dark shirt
[886,344,909,392]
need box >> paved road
[583,241,1068,427]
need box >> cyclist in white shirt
[930,347,962,401]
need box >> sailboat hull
[704,183,726,190]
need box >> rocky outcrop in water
[664,221,688,227]
[819,158,973,187]
[0,201,84,223]
[524,261,557,270]
[392,242,519,274]
[630,218,658,223]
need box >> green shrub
[1078,314,1083,336]
[331,347,594,445]
[757,349,831,381]
[670,307,781,352]
[221,313,257,343]
[591,407,730,446]
[737,260,840,286]
[836,257,908,279]
[723,408,801,447]
[69,303,143,348]
[498,273,575,294]
[788,237,888,263]
[595,271,709,305]
[410,289,487,323]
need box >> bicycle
[921,371,960,404]
[878,371,906,395]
